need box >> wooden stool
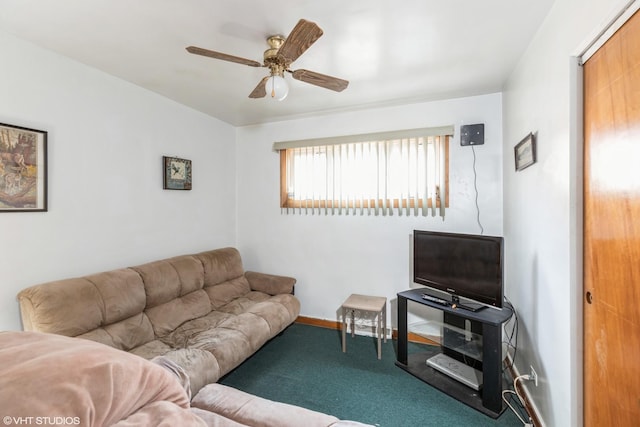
[341,293,387,359]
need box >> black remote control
[421,294,449,305]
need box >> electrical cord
[502,297,519,371]
[503,390,531,425]
[502,374,534,426]
[471,146,484,234]
[501,298,533,426]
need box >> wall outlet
[529,366,538,387]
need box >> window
[274,126,451,218]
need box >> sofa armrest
[192,383,339,427]
[244,271,296,295]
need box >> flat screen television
[413,230,504,310]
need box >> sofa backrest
[132,255,210,338]
[17,247,248,350]
[195,248,251,309]
[17,268,155,351]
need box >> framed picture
[163,156,192,190]
[0,123,47,212]
[514,132,536,171]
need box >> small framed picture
[163,156,192,190]
[514,133,536,171]
[0,122,48,212]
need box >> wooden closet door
[583,10,640,427]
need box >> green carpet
[219,323,522,426]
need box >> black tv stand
[396,288,513,418]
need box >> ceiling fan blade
[277,19,323,65]
[249,77,269,98]
[186,46,263,67]
[292,69,349,92]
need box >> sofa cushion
[196,248,259,311]
[18,277,104,336]
[77,312,155,351]
[113,401,207,426]
[160,349,221,397]
[0,331,203,426]
[131,340,226,397]
[214,291,271,315]
[216,312,272,352]
[190,408,247,427]
[133,255,212,337]
[132,255,205,308]
[163,310,234,348]
[196,248,246,287]
[129,339,174,359]
[205,276,252,310]
[145,289,212,337]
[244,295,301,336]
[90,268,147,323]
[188,328,254,376]
[264,294,301,322]
[192,384,340,427]
[17,268,155,352]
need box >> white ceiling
[0,0,555,127]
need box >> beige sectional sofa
[17,247,300,396]
[12,247,373,426]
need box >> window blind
[275,126,452,218]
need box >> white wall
[0,30,237,331]
[236,94,503,329]
[502,0,631,425]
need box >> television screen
[413,230,503,308]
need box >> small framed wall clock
[163,156,192,190]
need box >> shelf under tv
[396,288,513,418]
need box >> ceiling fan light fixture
[266,75,288,101]
[186,19,348,100]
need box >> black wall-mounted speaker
[460,124,485,146]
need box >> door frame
[569,53,584,427]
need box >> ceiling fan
[186,19,349,100]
